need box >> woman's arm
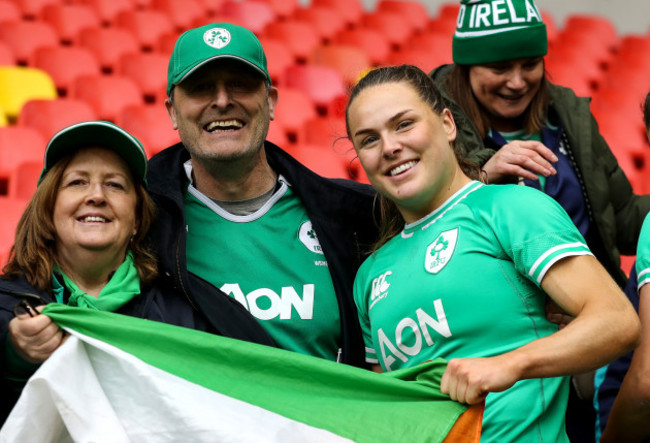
[600,284,650,442]
[441,255,640,404]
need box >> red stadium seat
[292,6,346,43]
[307,44,371,86]
[284,144,351,179]
[78,0,134,26]
[429,2,459,35]
[8,160,41,201]
[564,14,618,52]
[116,52,169,103]
[77,27,140,73]
[0,198,28,253]
[30,46,102,96]
[336,28,391,65]
[257,0,299,19]
[116,104,180,157]
[544,61,595,98]
[388,47,446,73]
[552,30,614,71]
[0,0,21,22]
[612,35,650,72]
[303,116,351,154]
[267,121,290,148]
[436,2,459,23]
[156,31,181,57]
[17,98,98,141]
[219,1,275,35]
[312,0,364,27]
[410,31,453,67]
[264,21,321,62]
[273,86,317,144]
[257,37,295,86]
[284,64,346,117]
[377,0,429,33]
[9,0,60,19]
[116,9,175,51]
[41,3,101,44]
[151,0,206,32]
[71,74,143,122]
[194,0,225,15]
[0,41,16,66]
[0,20,59,65]
[0,127,46,178]
[360,11,415,49]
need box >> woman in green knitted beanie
[431,3,650,440]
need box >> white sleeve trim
[535,251,594,284]
[529,242,589,277]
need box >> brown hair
[444,64,551,138]
[2,149,158,291]
[346,64,481,250]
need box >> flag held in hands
[1,304,482,442]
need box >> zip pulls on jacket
[13,298,42,318]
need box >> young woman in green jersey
[345,65,640,442]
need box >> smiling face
[348,81,466,223]
[165,59,278,167]
[469,57,544,132]
[53,147,138,269]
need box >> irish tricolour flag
[1,305,481,442]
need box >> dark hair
[444,64,551,138]
[2,149,158,291]
[345,64,481,250]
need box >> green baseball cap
[453,0,547,65]
[167,22,270,96]
[39,121,147,185]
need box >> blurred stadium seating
[0,0,647,274]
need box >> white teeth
[81,216,107,222]
[389,161,417,176]
[206,120,243,132]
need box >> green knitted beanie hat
[452,0,548,65]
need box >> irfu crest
[425,228,458,274]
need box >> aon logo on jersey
[377,299,451,370]
[221,283,314,320]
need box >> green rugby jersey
[636,213,650,290]
[354,181,592,442]
[185,179,340,361]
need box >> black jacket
[0,272,210,424]
[146,141,379,367]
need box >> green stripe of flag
[43,304,467,442]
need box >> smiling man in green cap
[145,22,378,368]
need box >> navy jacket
[0,272,212,424]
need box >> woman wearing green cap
[430,2,650,439]
[0,121,273,424]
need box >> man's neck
[190,152,277,201]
